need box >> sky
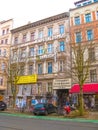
[0,0,76,28]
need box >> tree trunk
[13,95,16,109]
[79,86,84,116]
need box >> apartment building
[70,0,98,94]
[0,19,13,97]
[10,12,71,102]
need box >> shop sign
[17,74,37,84]
[53,78,71,89]
[39,54,54,59]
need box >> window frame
[23,34,27,43]
[59,41,65,52]
[29,47,34,56]
[75,32,82,43]
[38,45,43,55]
[48,27,53,37]
[59,24,64,34]
[74,16,80,25]
[87,29,93,41]
[14,37,18,44]
[47,82,52,93]
[47,43,53,53]
[38,63,43,74]
[90,69,97,82]
[48,62,52,74]
[28,64,33,75]
[38,30,43,39]
[59,60,64,72]
[20,65,25,75]
[31,32,35,41]
[88,47,95,62]
[20,49,26,58]
[85,13,91,23]
[96,11,98,20]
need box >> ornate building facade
[0,19,13,96]
[10,12,71,100]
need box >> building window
[88,47,95,62]
[29,47,34,56]
[85,13,91,23]
[14,37,18,44]
[96,11,98,19]
[83,1,92,6]
[6,28,9,34]
[5,39,8,44]
[37,83,42,94]
[2,30,5,35]
[1,63,5,71]
[38,45,43,55]
[74,16,80,25]
[1,40,4,44]
[0,77,3,86]
[23,34,27,42]
[31,32,35,41]
[77,4,81,7]
[47,82,52,92]
[39,30,43,39]
[48,44,53,53]
[0,49,1,56]
[59,60,64,72]
[94,0,98,2]
[21,49,26,58]
[48,27,53,37]
[87,30,93,40]
[59,24,64,34]
[28,64,33,75]
[48,62,52,74]
[20,66,25,75]
[59,41,65,52]
[90,69,97,82]
[13,51,17,60]
[38,63,42,74]
[3,49,6,57]
[76,32,82,43]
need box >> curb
[0,112,98,124]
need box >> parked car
[33,103,57,115]
[0,101,7,111]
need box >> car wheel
[45,110,48,115]
[33,113,37,115]
[1,109,4,111]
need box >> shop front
[69,83,98,109]
[9,74,37,108]
[53,78,71,106]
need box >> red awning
[69,83,98,94]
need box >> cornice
[11,12,69,33]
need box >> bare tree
[7,48,27,109]
[71,41,94,115]
[7,62,20,109]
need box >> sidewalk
[0,108,98,124]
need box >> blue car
[33,103,57,115]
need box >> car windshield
[34,103,45,108]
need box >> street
[0,114,98,130]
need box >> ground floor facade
[6,76,71,108]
